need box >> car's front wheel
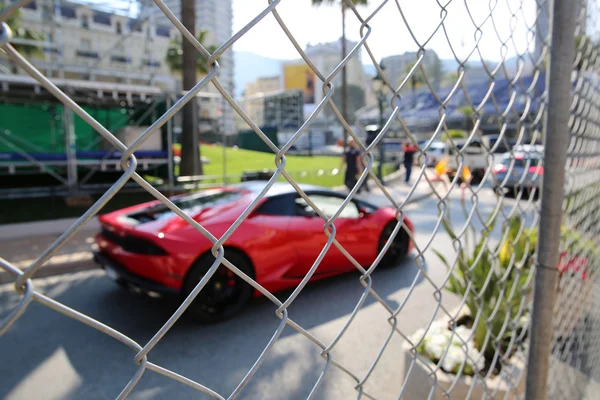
[182,251,254,323]
[378,222,410,268]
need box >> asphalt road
[0,186,533,400]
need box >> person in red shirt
[403,141,418,184]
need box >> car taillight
[493,164,507,173]
[101,228,168,255]
[528,166,544,175]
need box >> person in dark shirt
[340,138,363,192]
[403,141,418,184]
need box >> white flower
[413,320,486,375]
[429,320,449,335]
[454,326,473,343]
[441,346,464,373]
[467,346,485,371]
[424,333,449,359]
[410,328,427,345]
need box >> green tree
[165,29,217,75]
[312,0,368,142]
[442,71,460,87]
[458,105,474,131]
[0,6,43,73]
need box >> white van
[423,142,446,167]
[443,137,490,182]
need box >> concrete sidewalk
[0,172,442,284]
[0,230,98,284]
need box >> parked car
[444,137,490,182]
[93,182,415,322]
[492,146,544,195]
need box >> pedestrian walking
[339,138,363,192]
[403,140,418,184]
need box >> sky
[231,0,540,64]
[78,0,544,65]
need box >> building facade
[152,0,235,134]
[1,0,176,89]
[381,50,442,92]
[244,76,280,97]
[282,38,365,107]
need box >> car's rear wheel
[182,251,254,323]
[378,222,410,268]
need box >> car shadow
[0,255,427,400]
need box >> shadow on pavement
[0,254,426,400]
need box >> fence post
[525,0,577,398]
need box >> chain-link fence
[0,0,599,398]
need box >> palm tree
[165,30,217,75]
[168,0,218,177]
[312,0,368,145]
[177,0,198,177]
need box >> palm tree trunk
[180,0,202,177]
[341,1,348,146]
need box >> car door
[286,191,372,279]
[245,194,299,284]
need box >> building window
[128,19,143,33]
[156,25,170,38]
[60,6,76,19]
[81,15,89,29]
[76,50,98,59]
[93,12,111,26]
[143,59,160,68]
[24,1,37,10]
[78,40,98,58]
[116,21,122,34]
[111,55,131,64]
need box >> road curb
[0,254,97,285]
[0,218,100,242]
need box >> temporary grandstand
[355,74,547,141]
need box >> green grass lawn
[176,144,396,188]
[201,145,340,175]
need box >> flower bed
[402,309,527,399]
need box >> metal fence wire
[0,0,598,398]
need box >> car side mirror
[358,207,370,218]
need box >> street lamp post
[372,66,388,183]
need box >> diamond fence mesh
[0,0,598,398]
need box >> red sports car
[94,182,415,322]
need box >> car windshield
[502,156,540,168]
[130,189,243,222]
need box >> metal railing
[0,0,599,398]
